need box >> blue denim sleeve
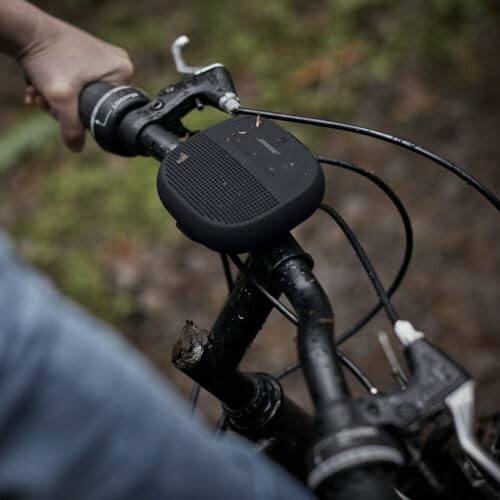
[0,233,314,500]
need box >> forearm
[0,232,313,500]
[0,0,44,57]
[0,1,133,152]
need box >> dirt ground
[0,22,499,424]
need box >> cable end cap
[394,320,424,346]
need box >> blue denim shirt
[0,233,313,500]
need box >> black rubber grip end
[79,81,115,130]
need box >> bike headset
[78,35,500,498]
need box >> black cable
[229,254,377,392]
[273,353,378,394]
[320,203,400,325]
[220,253,235,291]
[274,361,301,380]
[335,350,378,394]
[229,255,297,324]
[317,156,413,344]
[235,107,500,212]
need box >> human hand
[19,12,133,152]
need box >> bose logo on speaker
[257,137,281,156]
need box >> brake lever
[445,380,500,485]
[171,35,223,76]
[118,35,241,154]
[169,35,240,113]
[351,321,500,486]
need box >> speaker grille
[161,133,279,224]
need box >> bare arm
[0,0,133,151]
[0,0,40,56]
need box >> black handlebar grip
[79,81,115,130]
[78,82,149,156]
[320,465,400,500]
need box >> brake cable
[316,156,413,344]
[234,107,500,212]
[319,203,400,324]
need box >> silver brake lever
[394,321,500,486]
[445,380,500,486]
[171,35,223,76]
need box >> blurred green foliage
[0,114,57,173]
[11,154,174,319]
[1,0,498,324]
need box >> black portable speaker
[157,115,324,253]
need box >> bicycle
[78,35,500,499]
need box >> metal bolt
[151,100,164,110]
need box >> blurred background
[0,0,498,420]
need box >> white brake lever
[171,35,223,76]
[445,380,500,486]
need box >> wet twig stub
[172,320,210,370]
